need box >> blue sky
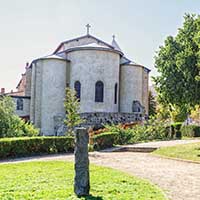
[0,0,199,92]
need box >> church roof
[54,34,115,54]
[72,42,111,49]
[28,54,69,69]
[40,54,66,60]
[121,60,151,72]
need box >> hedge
[91,132,117,150]
[0,136,74,159]
[181,125,200,137]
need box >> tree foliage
[0,96,38,137]
[153,14,200,121]
[148,90,156,117]
[64,88,84,136]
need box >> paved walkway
[1,139,200,200]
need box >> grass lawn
[153,142,200,162]
[0,161,166,200]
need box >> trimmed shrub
[181,125,200,137]
[171,122,182,139]
[104,124,133,145]
[91,132,117,150]
[0,136,74,159]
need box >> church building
[1,26,150,135]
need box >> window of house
[74,81,81,101]
[114,83,118,104]
[16,98,23,110]
[95,81,104,102]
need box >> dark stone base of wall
[80,112,143,129]
[54,112,143,135]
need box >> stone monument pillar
[74,127,90,197]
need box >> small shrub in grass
[181,125,200,137]
[0,136,74,159]
[91,132,117,150]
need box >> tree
[153,14,200,121]
[64,88,84,136]
[0,96,38,137]
[0,96,15,136]
[148,90,156,117]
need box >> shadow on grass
[80,195,103,200]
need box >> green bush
[105,124,133,145]
[91,132,117,150]
[171,122,183,139]
[3,115,39,138]
[105,119,171,146]
[131,120,170,143]
[0,96,39,138]
[0,136,74,159]
[181,125,200,137]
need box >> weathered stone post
[74,127,90,197]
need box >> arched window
[95,81,104,102]
[114,83,118,104]
[16,98,23,110]
[74,81,81,101]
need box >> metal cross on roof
[86,24,91,35]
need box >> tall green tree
[64,88,84,136]
[148,90,156,117]
[153,14,200,121]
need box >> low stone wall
[54,112,143,135]
[80,112,143,129]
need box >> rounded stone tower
[66,46,122,113]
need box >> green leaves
[64,88,84,136]
[153,14,200,120]
[0,96,38,137]
[148,91,156,117]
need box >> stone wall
[25,67,32,96]
[30,58,70,136]
[120,64,143,113]
[142,69,149,114]
[80,112,143,128]
[54,112,143,136]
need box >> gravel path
[1,139,200,200]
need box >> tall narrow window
[95,81,104,102]
[114,83,118,104]
[74,81,81,101]
[16,98,23,110]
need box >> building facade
[1,32,150,135]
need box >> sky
[0,0,199,92]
